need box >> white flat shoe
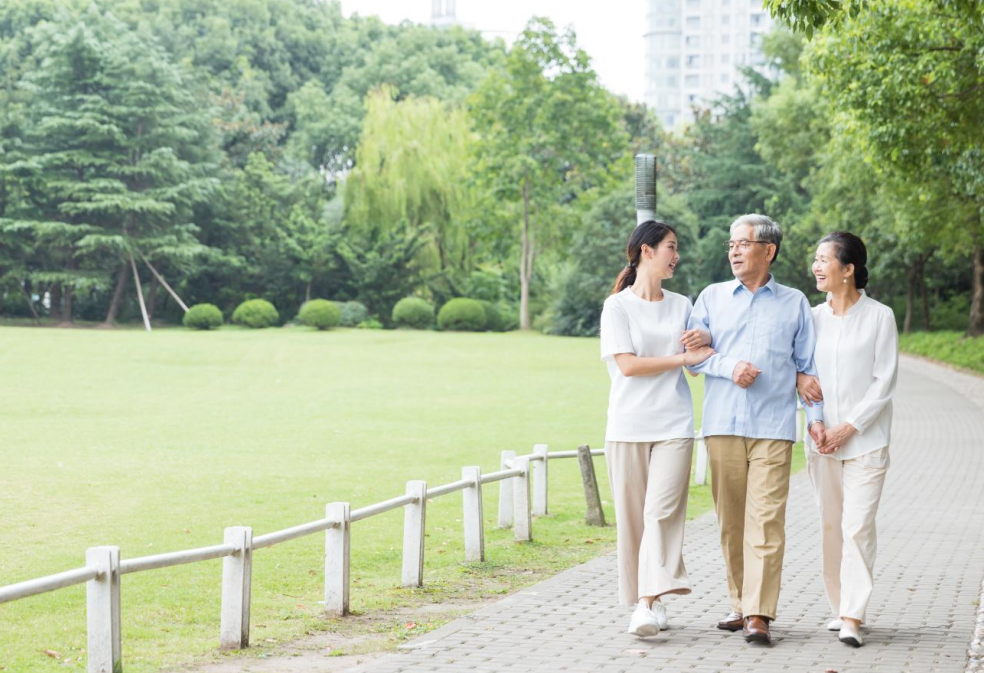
[827,618,842,631]
[651,601,669,630]
[839,625,863,647]
[627,603,660,637]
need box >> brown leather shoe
[716,611,744,631]
[743,615,771,644]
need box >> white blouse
[599,288,695,442]
[805,292,899,460]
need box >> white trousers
[807,446,890,622]
[605,438,694,606]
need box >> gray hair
[730,214,782,263]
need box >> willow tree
[345,87,477,278]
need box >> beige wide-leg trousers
[604,438,694,606]
[706,436,793,621]
[807,447,890,623]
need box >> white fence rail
[1,412,808,673]
[0,444,604,673]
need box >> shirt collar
[731,274,777,295]
[824,289,867,315]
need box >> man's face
[728,224,774,283]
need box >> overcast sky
[339,0,647,102]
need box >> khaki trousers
[706,436,793,620]
[807,447,890,623]
[605,438,694,606]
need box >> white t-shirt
[600,288,695,442]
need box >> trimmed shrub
[478,300,504,332]
[358,317,384,330]
[392,297,434,329]
[438,298,487,332]
[182,303,223,330]
[232,298,279,328]
[340,301,369,327]
[298,299,341,330]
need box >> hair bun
[855,265,869,290]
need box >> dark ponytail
[819,231,869,289]
[611,220,677,294]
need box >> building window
[750,32,762,48]
[685,35,700,48]
[720,73,729,83]
[750,13,765,27]
[686,55,700,68]
[654,34,681,50]
[720,14,731,26]
[721,34,731,45]
[686,16,700,30]
[685,74,699,88]
[666,115,675,127]
[686,0,700,10]
[720,54,731,64]
[666,56,680,69]
[688,94,697,103]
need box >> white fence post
[695,433,708,486]
[220,526,253,650]
[462,466,485,562]
[324,502,350,617]
[401,481,427,588]
[86,546,121,673]
[512,456,532,542]
[532,444,549,516]
[497,450,515,528]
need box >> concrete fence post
[497,450,515,528]
[401,481,427,588]
[324,502,350,617]
[462,466,485,562]
[220,526,253,650]
[532,444,549,516]
[577,444,605,527]
[86,546,121,673]
[513,456,532,542]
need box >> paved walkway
[349,356,984,673]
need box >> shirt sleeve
[686,288,740,379]
[845,307,899,434]
[600,299,634,361]
[793,295,819,376]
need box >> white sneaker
[827,618,842,631]
[651,600,669,630]
[626,603,660,637]
[838,624,863,647]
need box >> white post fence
[0,443,617,672]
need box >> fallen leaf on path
[43,650,61,659]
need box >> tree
[469,17,627,329]
[345,88,478,283]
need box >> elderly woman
[799,232,899,648]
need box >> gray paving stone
[347,357,984,673]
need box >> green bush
[182,303,223,330]
[232,298,279,328]
[358,317,384,330]
[438,298,487,332]
[392,297,434,329]
[340,301,369,327]
[298,299,341,330]
[478,300,504,332]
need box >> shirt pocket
[761,320,796,356]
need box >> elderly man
[687,214,818,644]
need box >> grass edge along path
[899,331,984,376]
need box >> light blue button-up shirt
[687,275,818,442]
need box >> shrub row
[184,297,512,332]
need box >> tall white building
[644,0,773,129]
[431,0,460,28]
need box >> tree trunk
[917,257,930,331]
[103,261,130,325]
[62,285,74,324]
[147,276,158,320]
[50,284,62,320]
[969,238,984,337]
[519,181,532,331]
[305,280,312,303]
[20,280,41,324]
[903,268,914,334]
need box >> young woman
[599,220,714,638]
[800,232,899,648]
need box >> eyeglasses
[725,239,771,252]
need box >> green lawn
[900,330,984,375]
[0,326,803,672]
